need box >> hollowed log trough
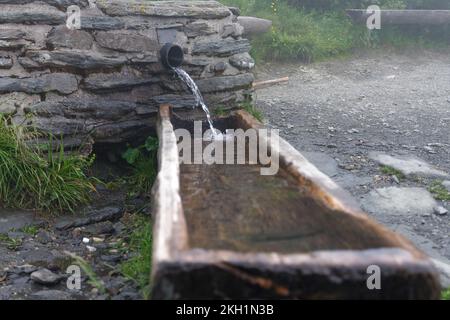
[151,104,441,299]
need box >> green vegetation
[0,233,22,251]
[220,0,450,62]
[380,165,405,179]
[122,136,159,196]
[213,105,229,117]
[241,100,264,122]
[428,181,450,201]
[120,215,153,299]
[443,288,450,300]
[0,116,96,215]
[20,225,40,236]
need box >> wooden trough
[151,104,441,299]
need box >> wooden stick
[252,77,289,90]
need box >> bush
[0,116,96,215]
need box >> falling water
[172,67,219,138]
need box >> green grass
[20,225,40,236]
[443,288,450,300]
[122,136,159,196]
[0,233,22,251]
[0,116,97,215]
[212,105,229,117]
[220,0,450,62]
[428,181,450,201]
[241,100,264,122]
[380,165,405,179]
[120,215,153,299]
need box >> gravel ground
[255,48,450,282]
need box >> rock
[196,74,254,93]
[0,210,43,234]
[86,245,97,253]
[26,50,127,70]
[237,16,272,37]
[184,21,216,38]
[95,31,158,53]
[0,55,13,69]
[212,61,227,74]
[0,92,40,115]
[100,254,122,263]
[56,207,124,230]
[83,221,115,236]
[369,152,449,178]
[80,15,125,30]
[221,23,243,38]
[361,187,438,216]
[434,206,448,216]
[84,71,158,91]
[0,4,66,25]
[13,264,38,275]
[97,0,231,19]
[0,28,26,40]
[392,175,400,184]
[229,53,255,70]
[192,39,251,57]
[302,152,339,178]
[443,181,450,193]
[0,73,79,95]
[6,1,90,10]
[30,290,73,300]
[47,26,94,50]
[36,230,53,244]
[30,268,62,285]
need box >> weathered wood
[253,77,289,90]
[347,9,450,25]
[151,104,188,265]
[151,105,441,300]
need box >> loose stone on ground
[361,187,438,216]
[369,152,449,178]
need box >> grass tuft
[241,100,264,122]
[0,116,97,215]
[428,181,450,201]
[380,165,405,180]
[120,215,153,299]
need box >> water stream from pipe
[172,67,220,139]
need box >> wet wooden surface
[180,162,399,254]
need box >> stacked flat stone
[0,0,255,149]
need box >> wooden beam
[252,77,289,90]
[346,9,450,25]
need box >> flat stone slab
[361,187,437,215]
[302,152,339,177]
[369,152,449,178]
[443,181,450,193]
[0,210,43,234]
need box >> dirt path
[256,48,450,287]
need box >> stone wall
[0,0,255,150]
